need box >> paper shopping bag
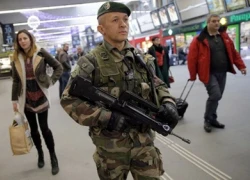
[9,121,33,155]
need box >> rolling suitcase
[176,79,194,119]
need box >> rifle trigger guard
[163,124,170,132]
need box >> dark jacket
[12,48,63,101]
[148,45,170,87]
[59,50,71,72]
[188,26,246,84]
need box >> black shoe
[210,120,225,129]
[50,153,59,175]
[38,150,45,168]
[204,122,212,133]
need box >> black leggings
[25,109,55,154]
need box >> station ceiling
[0,0,139,43]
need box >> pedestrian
[11,29,63,175]
[188,14,247,133]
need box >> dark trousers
[25,109,55,154]
[59,71,70,98]
[204,72,227,122]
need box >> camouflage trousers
[91,129,164,180]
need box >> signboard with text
[137,14,155,33]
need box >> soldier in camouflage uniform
[60,2,179,180]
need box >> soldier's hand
[157,102,179,130]
[107,111,128,131]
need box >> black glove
[157,102,179,130]
[107,111,128,131]
[107,111,143,131]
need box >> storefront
[225,11,250,58]
[163,22,204,54]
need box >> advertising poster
[1,24,15,45]
[227,24,240,52]
[158,7,169,27]
[150,10,161,28]
[225,0,246,11]
[175,34,185,49]
[167,4,179,24]
[84,26,95,48]
[206,0,225,14]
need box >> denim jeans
[59,71,70,98]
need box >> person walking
[11,29,63,174]
[188,14,247,133]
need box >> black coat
[148,45,170,87]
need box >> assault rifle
[69,75,191,144]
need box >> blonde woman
[11,29,63,175]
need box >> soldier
[60,2,179,180]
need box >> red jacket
[188,27,246,84]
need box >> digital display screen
[150,10,161,28]
[225,0,246,11]
[137,14,155,32]
[176,0,209,21]
[129,20,140,36]
[167,4,179,24]
[206,0,226,14]
[158,6,170,27]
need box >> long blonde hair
[13,29,37,61]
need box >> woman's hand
[13,102,18,112]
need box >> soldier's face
[98,12,129,43]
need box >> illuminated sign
[229,12,250,24]
[163,23,203,36]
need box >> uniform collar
[103,40,134,53]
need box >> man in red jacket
[188,14,247,133]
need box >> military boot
[50,152,59,175]
[37,149,45,168]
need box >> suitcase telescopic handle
[179,79,195,102]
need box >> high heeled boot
[50,152,59,175]
[37,149,45,168]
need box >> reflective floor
[1,60,250,180]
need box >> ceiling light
[0,2,104,15]
[15,23,97,34]
[37,31,71,36]
[14,16,97,26]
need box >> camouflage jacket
[60,40,175,148]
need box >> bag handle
[169,69,173,76]
[179,79,195,102]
